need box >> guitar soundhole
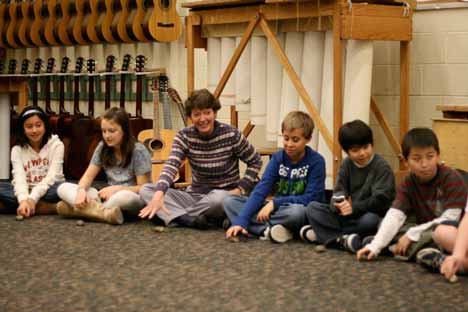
[150,139,164,151]
[160,0,170,9]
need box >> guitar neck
[104,75,111,110]
[135,75,143,117]
[88,75,95,117]
[119,73,126,109]
[45,76,53,114]
[73,76,81,115]
[161,90,172,129]
[58,77,66,114]
[152,84,161,141]
[32,77,38,107]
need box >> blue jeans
[0,181,63,213]
[305,201,380,244]
[223,195,307,236]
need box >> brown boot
[36,201,58,215]
[57,200,124,225]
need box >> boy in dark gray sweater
[300,120,396,252]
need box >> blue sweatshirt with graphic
[233,146,326,229]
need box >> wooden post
[332,0,343,182]
[371,97,402,157]
[400,41,410,169]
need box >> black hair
[16,106,52,149]
[338,119,373,152]
[401,128,439,160]
[100,107,136,168]
[184,89,221,117]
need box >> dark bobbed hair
[16,106,52,149]
[100,107,136,168]
[338,119,373,152]
[401,127,440,160]
[184,89,221,117]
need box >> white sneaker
[300,225,317,243]
[269,224,293,243]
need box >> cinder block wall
[371,7,468,170]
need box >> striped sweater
[154,121,263,194]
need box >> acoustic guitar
[101,0,119,43]
[138,75,179,182]
[73,0,91,44]
[119,54,131,109]
[18,0,34,47]
[132,0,152,42]
[6,0,21,48]
[44,0,61,45]
[130,55,152,138]
[57,0,77,45]
[104,55,116,110]
[31,58,43,107]
[0,0,8,48]
[87,0,105,43]
[117,0,138,43]
[148,0,182,42]
[30,0,47,46]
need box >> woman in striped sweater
[139,89,262,229]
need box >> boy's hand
[392,235,412,256]
[226,225,248,238]
[334,199,352,216]
[440,255,463,279]
[257,201,274,223]
[356,247,377,261]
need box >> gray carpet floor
[0,215,467,312]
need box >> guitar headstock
[105,55,116,73]
[159,75,169,92]
[46,57,55,74]
[87,58,96,74]
[135,55,146,73]
[60,57,70,74]
[20,59,30,75]
[121,54,131,71]
[8,59,17,75]
[75,57,84,73]
[33,58,43,74]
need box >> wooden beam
[400,41,410,169]
[243,121,255,137]
[230,106,238,127]
[258,15,333,150]
[370,97,402,157]
[213,15,260,99]
[186,16,195,95]
[341,16,412,41]
[333,0,343,182]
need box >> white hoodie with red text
[11,134,65,203]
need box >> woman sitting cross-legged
[56,107,152,225]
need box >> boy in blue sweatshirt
[224,111,326,243]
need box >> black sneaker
[222,218,231,231]
[361,235,374,247]
[192,214,210,230]
[416,248,445,273]
[336,234,362,253]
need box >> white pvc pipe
[234,37,251,113]
[250,36,267,125]
[266,33,285,142]
[0,94,10,179]
[219,37,236,106]
[207,38,221,94]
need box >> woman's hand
[139,191,169,219]
[98,185,123,201]
[256,201,274,223]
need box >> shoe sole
[416,247,440,264]
[270,225,293,244]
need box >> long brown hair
[100,107,136,168]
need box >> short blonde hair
[281,111,314,139]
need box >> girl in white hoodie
[0,106,65,217]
